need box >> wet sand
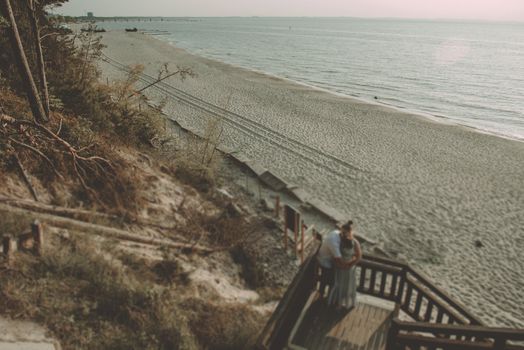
[98,31,524,327]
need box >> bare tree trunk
[27,0,50,118]
[79,33,92,85]
[0,0,48,124]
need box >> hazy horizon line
[65,14,524,24]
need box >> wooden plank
[259,170,287,191]
[369,316,388,350]
[342,308,360,344]
[355,306,371,344]
[288,293,399,350]
[331,313,347,340]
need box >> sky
[55,0,524,21]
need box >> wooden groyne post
[31,219,44,255]
[2,235,16,264]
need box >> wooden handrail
[362,254,409,267]
[388,319,524,350]
[394,335,524,350]
[359,254,482,326]
[404,267,482,325]
[402,274,475,324]
[393,320,524,340]
[359,259,403,274]
[256,254,318,350]
[394,334,494,350]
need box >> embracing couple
[317,220,362,310]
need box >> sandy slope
[98,31,524,328]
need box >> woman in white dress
[328,222,362,310]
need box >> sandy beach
[97,30,524,327]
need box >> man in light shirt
[317,220,361,297]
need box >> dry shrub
[0,236,199,350]
[176,204,267,288]
[173,118,224,194]
[174,161,215,194]
[230,244,266,289]
[256,286,287,304]
[182,297,264,350]
[118,250,190,286]
[0,211,33,238]
[176,201,259,250]
[204,214,253,247]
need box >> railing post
[283,213,288,251]
[294,212,299,257]
[300,221,305,263]
[385,319,400,350]
[31,220,44,256]
[493,337,506,350]
[396,268,406,307]
[2,235,16,265]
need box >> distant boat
[125,28,138,32]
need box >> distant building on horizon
[87,12,94,18]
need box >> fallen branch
[55,116,63,136]
[13,153,38,201]
[6,118,117,206]
[0,196,191,242]
[8,137,63,179]
[136,220,177,231]
[0,203,215,254]
[8,119,113,167]
[39,32,59,40]
[0,195,119,222]
[129,69,188,98]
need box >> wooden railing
[256,253,524,350]
[358,254,483,326]
[256,254,318,350]
[387,319,524,350]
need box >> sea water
[99,17,524,141]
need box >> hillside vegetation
[0,1,294,349]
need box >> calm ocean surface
[99,18,524,141]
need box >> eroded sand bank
[98,31,524,327]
